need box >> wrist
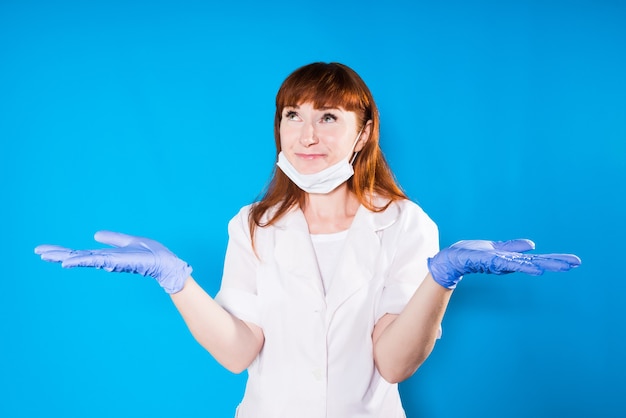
[158,259,193,294]
[427,256,462,290]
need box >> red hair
[249,62,407,243]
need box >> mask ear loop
[349,126,365,165]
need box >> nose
[298,123,318,147]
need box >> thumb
[94,231,137,248]
[493,239,536,253]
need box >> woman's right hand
[35,231,193,294]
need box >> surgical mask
[276,128,364,194]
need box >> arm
[171,277,264,374]
[373,239,581,384]
[35,229,264,374]
[373,274,451,384]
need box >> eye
[320,113,337,123]
[284,110,300,121]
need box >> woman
[35,62,580,417]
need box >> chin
[295,163,327,175]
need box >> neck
[302,184,360,234]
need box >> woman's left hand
[427,239,581,289]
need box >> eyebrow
[282,105,343,111]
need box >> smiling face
[279,102,366,175]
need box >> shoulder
[228,202,293,240]
[382,199,440,258]
[232,201,290,225]
[385,199,439,238]
[356,196,438,243]
[232,203,254,221]
[228,204,252,227]
[226,204,256,241]
[372,197,436,226]
[395,199,434,220]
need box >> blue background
[1,0,624,417]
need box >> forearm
[373,274,452,383]
[170,277,264,373]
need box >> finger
[38,249,74,263]
[61,252,137,274]
[94,231,137,248]
[35,244,70,254]
[492,254,545,275]
[493,239,535,253]
[61,252,112,269]
[491,252,580,276]
[39,249,94,263]
[544,253,581,267]
[531,254,582,271]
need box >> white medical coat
[215,197,439,418]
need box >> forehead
[277,82,363,113]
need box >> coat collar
[272,197,402,316]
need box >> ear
[355,120,373,152]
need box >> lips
[295,153,326,160]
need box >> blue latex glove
[427,239,581,289]
[35,231,193,294]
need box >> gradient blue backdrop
[1,0,624,417]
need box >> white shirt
[215,198,439,418]
[310,230,348,294]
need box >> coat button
[312,368,324,381]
